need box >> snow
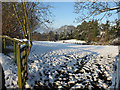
[55,39,87,44]
[64,39,86,44]
[0,41,119,89]
[20,44,26,48]
[13,38,28,43]
[0,53,18,88]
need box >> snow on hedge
[0,41,119,89]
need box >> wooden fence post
[26,42,29,80]
[22,48,26,84]
[16,44,22,90]
[14,42,17,61]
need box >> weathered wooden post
[20,44,27,89]
[26,42,29,80]
[14,42,17,61]
[21,44,27,83]
[16,43,22,90]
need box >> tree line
[32,20,118,44]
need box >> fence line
[0,35,29,89]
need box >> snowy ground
[0,41,119,89]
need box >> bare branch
[74,2,119,22]
[100,6,120,12]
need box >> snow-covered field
[0,41,119,89]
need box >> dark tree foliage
[32,20,118,45]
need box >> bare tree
[74,1,120,22]
[2,2,53,55]
[2,2,53,38]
